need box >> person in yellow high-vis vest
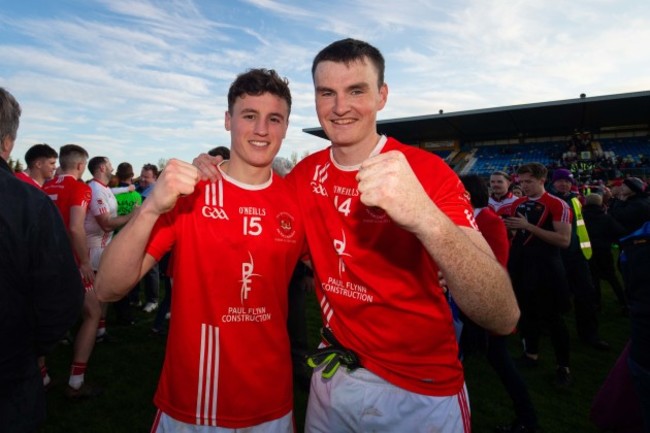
[551,168,610,351]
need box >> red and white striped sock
[96,318,106,338]
[40,364,51,387]
[69,362,87,389]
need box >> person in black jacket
[0,87,83,432]
[609,177,650,236]
[620,222,650,433]
[582,193,628,311]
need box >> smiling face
[313,58,387,164]
[225,92,289,180]
[35,156,57,181]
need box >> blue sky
[2,0,649,175]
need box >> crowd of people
[488,166,650,432]
[1,36,649,433]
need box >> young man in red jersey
[15,143,58,189]
[43,144,104,398]
[95,69,305,432]
[504,163,574,389]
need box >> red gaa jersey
[145,172,305,428]
[15,171,42,190]
[488,192,518,217]
[43,175,91,229]
[287,136,477,397]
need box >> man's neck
[61,170,81,180]
[331,134,381,167]
[24,168,45,186]
[222,159,271,185]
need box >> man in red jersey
[504,163,573,389]
[489,170,518,216]
[43,144,102,398]
[15,143,58,189]
[15,143,60,386]
[293,38,517,433]
[95,69,305,432]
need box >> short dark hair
[227,68,291,115]
[116,162,134,181]
[58,144,89,170]
[142,163,159,178]
[25,143,58,168]
[0,87,21,144]
[460,175,489,208]
[517,162,547,180]
[208,146,230,159]
[88,156,108,175]
[311,38,385,88]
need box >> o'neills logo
[276,212,296,239]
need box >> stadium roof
[303,90,650,144]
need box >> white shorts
[88,246,105,271]
[305,366,471,433]
[150,410,294,433]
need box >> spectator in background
[134,163,161,313]
[15,143,58,188]
[581,193,627,312]
[112,162,142,326]
[1,86,82,433]
[609,177,650,236]
[14,143,60,385]
[489,171,518,216]
[511,183,523,198]
[43,144,104,399]
[504,163,573,388]
[461,174,540,433]
[550,168,609,351]
[85,156,133,344]
[619,222,650,432]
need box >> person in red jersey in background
[461,174,540,433]
[489,170,518,216]
[15,143,58,189]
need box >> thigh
[306,367,470,433]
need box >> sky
[2,0,649,176]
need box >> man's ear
[225,110,232,131]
